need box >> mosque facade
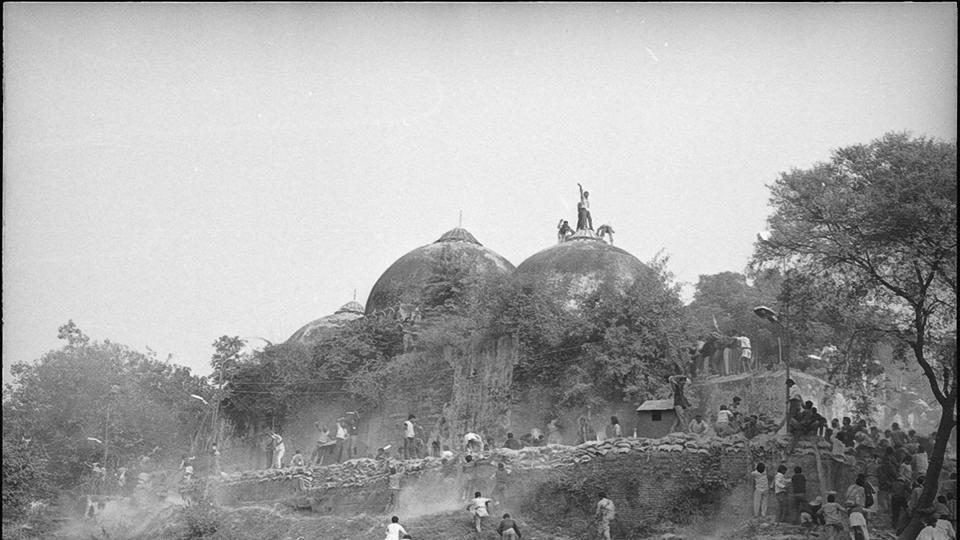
[279,190,663,450]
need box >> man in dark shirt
[791,466,807,524]
[497,512,522,539]
[890,475,910,530]
[503,432,522,450]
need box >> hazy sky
[3,3,956,379]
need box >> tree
[753,132,956,539]
[687,270,780,368]
[210,335,246,386]
[495,252,692,409]
[3,321,210,491]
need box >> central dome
[514,236,653,306]
[365,228,515,315]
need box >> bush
[184,502,221,538]
[1,437,52,519]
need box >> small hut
[635,399,676,439]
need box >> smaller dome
[335,301,365,315]
[287,300,365,344]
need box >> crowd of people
[748,458,956,540]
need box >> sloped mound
[131,504,573,540]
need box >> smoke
[393,469,466,519]
[50,495,180,539]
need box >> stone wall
[211,432,860,538]
[688,369,832,425]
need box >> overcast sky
[3,3,956,379]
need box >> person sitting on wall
[715,405,735,437]
[689,414,708,435]
[503,432,522,450]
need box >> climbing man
[668,371,691,433]
[595,492,616,540]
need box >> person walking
[384,515,408,540]
[790,466,807,524]
[817,493,846,540]
[497,513,522,539]
[387,466,402,512]
[751,463,770,517]
[594,492,615,540]
[467,491,492,535]
[774,464,791,522]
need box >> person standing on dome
[557,219,574,242]
[577,183,593,230]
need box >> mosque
[270,189,837,454]
[276,189,670,452]
[287,190,653,346]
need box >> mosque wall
[212,435,860,536]
[688,370,834,425]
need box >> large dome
[287,300,365,344]
[365,228,515,315]
[514,234,654,306]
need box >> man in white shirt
[715,405,734,436]
[464,432,484,454]
[269,433,285,469]
[735,331,752,373]
[468,491,492,533]
[402,414,417,460]
[689,414,708,435]
[595,492,615,540]
[384,515,408,540]
[335,419,348,463]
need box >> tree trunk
[897,386,956,540]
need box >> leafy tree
[3,321,210,491]
[210,335,246,386]
[753,132,956,539]
[1,435,52,517]
[687,270,780,367]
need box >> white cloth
[752,470,769,492]
[738,336,752,358]
[716,410,732,424]
[464,432,484,451]
[470,496,491,517]
[336,424,348,439]
[384,522,407,540]
[936,520,956,540]
[917,526,949,540]
[849,511,869,540]
[404,420,415,438]
[774,472,789,493]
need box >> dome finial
[459,210,463,229]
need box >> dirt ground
[4,494,903,540]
